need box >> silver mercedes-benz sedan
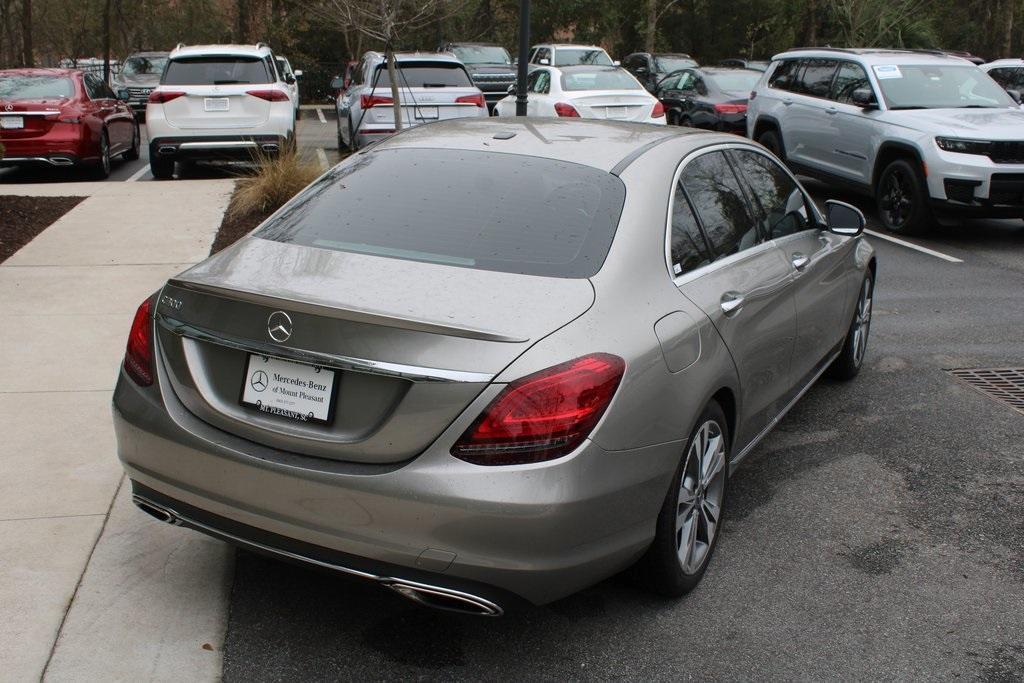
[115,118,876,616]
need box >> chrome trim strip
[0,156,71,165]
[177,141,259,149]
[729,348,841,471]
[131,494,503,616]
[0,110,58,116]
[156,313,494,384]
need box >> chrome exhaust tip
[383,580,503,616]
[260,143,279,153]
[50,157,74,166]
[132,495,181,526]
[158,145,177,155]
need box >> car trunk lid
[570,92,657,121]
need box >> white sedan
[494,65,666,123]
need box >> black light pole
[515,0,530,116]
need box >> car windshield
[655,56,696,73]
[371,62,473,87]
[256,148,626,279]
[875,64,1015,109]
[162,57,271,85]
[452,46,511,65]
[0,75,74,99]
[561,69,642,91]
[709,71,761,92]
[121,56,167,76]
[554,49,613,67]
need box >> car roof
[170,44,272,59]
[773,47,978,66]
[371,118,713,173]
[983,58,1024,67]
[535,44,606,50]
[554,65,626,73]
[652,53,694,58]
[126,51,169,58]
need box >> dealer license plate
[204,97,230,112]
[0,116,24,129]
[240,355,336,424]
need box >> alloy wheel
[676,420,726,574]
[852,277,873,367]
[881,169,913,227]
[100,135,111,175]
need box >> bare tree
[645,0,681,53]
[309,0,461,130]
[21,0,31,66]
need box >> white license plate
[0,116,24,129]
[240,355,336,424]
[204,97,230,112]
[606,107,628,119]
[415,106,439,120]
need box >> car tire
[349,120,359,151]
[827,270,874,381]
[634,399,730,597]
[876,158,933,235]
[337,117,350,152]
[91,131,112,179]
[666,110,679,126]
[123,124,141,161]
[757,128,785,161]
[150,156,174,180]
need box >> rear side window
[988,67,1024,91]
[681,151,758,259]
[796,59,838,97]
[256,149,627,279]
[831,61,871,104]
[729,149,811,240]
[0,75,75,99]
[768,59,801,91]
[162,57,272,85]
[371,63,473,88]
[670,187,714,275]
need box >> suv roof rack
[256,42,269,50]
[174,42,185,50]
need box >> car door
[785,58,839,170]
[729,147,851,388]
[83,73,122,150]
[97,77,133,150]
[656,71,686,119]
[672,148,798,448]
[338,58,365,140]
[526,69,550,116]
[820,61,877,184]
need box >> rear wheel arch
[752,117,781,143]
[709,387,737,452]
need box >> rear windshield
[562,69,642,91]
[162,56,271,85]
[0,75,74,99]
[256,148,626,278]
[554,49,614,67]
[371,63,473,88]
[709,70,761,92]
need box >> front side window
[796,58,838,98]
[534,48,551,64]
[729,149,811,240]
[768,59,801,91]
[670,186,714,275]
[553,49,613,67]
[681,151,758,259]
[163,56,272,85]
[988,66,1024,91]
[831,61,871,104]
[0,75,75,99]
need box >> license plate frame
[0,116,24,129]
[204,97,230,112]
[415,106,439,120]
[239,354,338,425]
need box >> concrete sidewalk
[0,180,235,680]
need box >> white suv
[747,48,1024,234]
[146,43,296,180]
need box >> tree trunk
[806,0,818,46]
[386,45,402,131]
[645,0,657,53]
[1004,0,1015,56]
[21,0,32,67]
[235,0,250,43]
[102,0,112,83]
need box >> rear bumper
[113,364,679,607]
[0,153,81,167]
[0,128,93,165]
[148,135,286,161]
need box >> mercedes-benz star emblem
[250,370,269,392]
[3,104,12,112]
[267,311,292,343]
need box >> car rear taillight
[456,93,486,108]
[361,94,393,108]
[123,298,154,386]
[714,103,748,114]
[652,101,666,118]
[554,102,580,118]
[247,89,290,102]
[148,90,185,104]
[451,354,625,466]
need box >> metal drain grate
[947,368,1024,415]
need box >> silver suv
[747,48,1024,234]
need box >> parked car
[529,43,616,68]
[623,52,699,92]
[0,67,139,178]
[115,117,875,615]
[145,43,296,180]
[275,55,303,117]
[438,42,516,112]
[719,58,769,72]
[111,51,169,118]
[335,52,488,151]
[747,47,1024,234]
[657,67,761,131]
[981,58,1024,100]
[494,65,665,122]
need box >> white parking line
[126,164,150,182]
[315,148,329,172]
[864,229,964,263]
[316,107,326,124]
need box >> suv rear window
[371,63,473,88]
[256,148,626,278]
[162,56,271,85]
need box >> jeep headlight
[935,137,992,155]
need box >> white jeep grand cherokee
[146,43,296,180]
[747,48,1024,234]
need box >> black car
[718,58,769,72]
[438,41,516,112]
[655,67,762,132]
[622,52,698,92]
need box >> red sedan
[0,68,139,178]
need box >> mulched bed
[0,195,86,263]
[210,207,271,256]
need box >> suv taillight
[456,93,486,107]
[148,90,185,104]
[247,89,290,102]
[451,354,625,466]
[554,102,580,118]
[361,94,393,108]
[123,298,153,386]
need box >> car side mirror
[636,66,647,74]
[285,74,296,85]
[293,69,303,79]
[851,87,878,109]
[539,58,550,66]
[116,89,130,101]
[1006,88,1022,104]
[507,84,517,96]
[825,199,866,236]
[613,60,621,66]
[330,76,345,90]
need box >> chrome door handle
[791,253,810,270]
[720,292,745,314]
[783,98,793,106]
[826,107,838,115]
